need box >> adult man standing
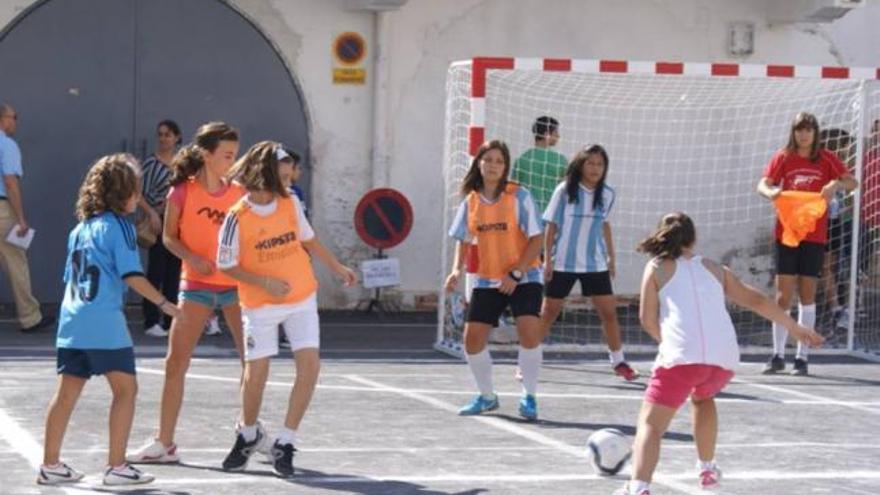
[0,103,54,332]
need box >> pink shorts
[645,364,734,409]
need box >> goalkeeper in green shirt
[512,116,568,212]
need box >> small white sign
[5,224,35,250]
[361,258,400,289]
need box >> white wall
[1,0,878,307]
[383,0,880,300]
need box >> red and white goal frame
[465,57,879,156]
[437,57,880,360]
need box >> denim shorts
[179,288,239,309]
[56,347,136,378]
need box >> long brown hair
[785,112,821,162]
[460,140,511,196]
[76,154,140,221]
[637,212,696,260]
[169,121,239,186]
[228,141,290,197]
[565,144,609,209]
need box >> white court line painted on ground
[0,406,96,494]
[733,376,880,416]
[133,470,880,485]
[135,367,880,407]
[342,374,703,495]
[30,440,880,456]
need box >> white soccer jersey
[543,182,615,273]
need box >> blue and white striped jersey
[543,182,615,273]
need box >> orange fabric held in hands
[773,191,827,247]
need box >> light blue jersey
[57,212,144,349]
[543,182,615,273]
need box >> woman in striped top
[540,145,638,380]
[141,119,182,338]
[614,212,823,495]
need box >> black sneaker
[761,355,785,374]
[791,358,808,376]
[21,315,56,333]
[270,440,296,478]
[222,429,263,472]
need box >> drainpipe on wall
[371,9,392,189]
[344,0,407,189]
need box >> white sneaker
[126,438,180,464]
[103,463,155,485]
[205,317,222,336]
[255,421,274,462]
[145,324,169,338]
[36,462,84,485]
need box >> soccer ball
[586,428,631,475]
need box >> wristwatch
[508,269,523,282]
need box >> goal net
[438,58,880,358]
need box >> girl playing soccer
[614,212,823,495]
[756,112,856,376]
[540,145,638,381]
[129,122,246,464]
[38,154,181,486]
[444,139,545,420]
[217,142,355,477]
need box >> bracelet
[156,298,167,308]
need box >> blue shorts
[179,288,238,309]
[56,348,136,378]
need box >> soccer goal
[437,57,880,359]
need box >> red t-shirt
[862,147,880,229]
[764,148,848,244]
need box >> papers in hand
[5,224,34,250]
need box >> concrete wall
[1,0,878,307]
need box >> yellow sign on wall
[333,67,366,84]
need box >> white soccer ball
[586,428,631,475]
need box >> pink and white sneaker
[699,466,722,489]
[126,438,180,464]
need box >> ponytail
[637,212,696,260]
[168,144,204,186]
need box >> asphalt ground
[0,309,878,495]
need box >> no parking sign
[354,188,413,249]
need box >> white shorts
[242,293,320,361]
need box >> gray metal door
[0,0,137,304]
[133,0,311,168]
[0,0,310,303]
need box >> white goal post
[437,57,880,360]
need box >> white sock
[518,345,542,396]
[796,303,816,360]
[609,349,625,366]
[277,427,297,446]
[465,348,494,397]
[630,480,651,494]
[698,459,717,471]
[239,423,258,442]
[772,321,788,357]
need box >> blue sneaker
[458,394,499,416]
[518,394,537,421]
